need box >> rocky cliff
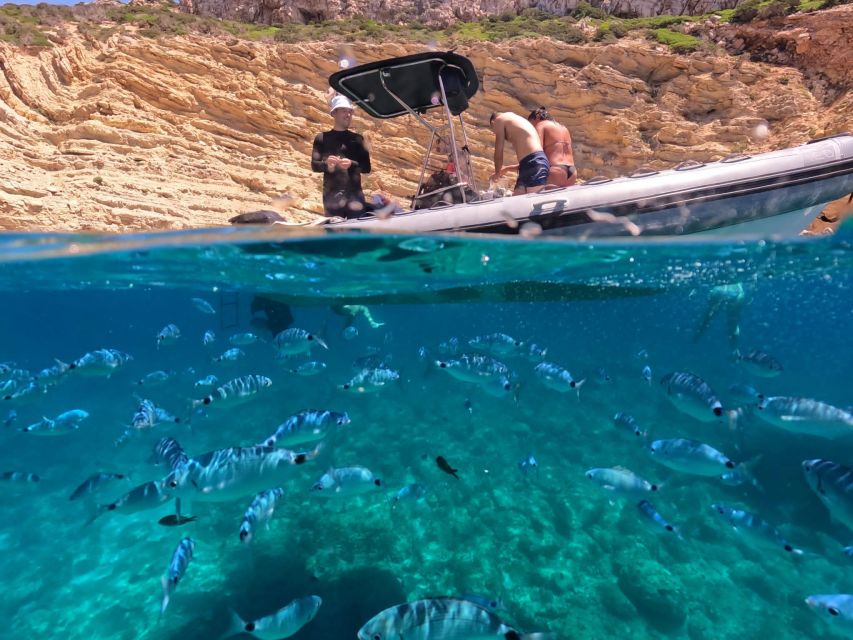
[0,6,850,232]
[181,0,735,25]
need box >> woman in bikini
[528,107,577,187]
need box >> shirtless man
[528,106,577,187]
[488,112,550,195]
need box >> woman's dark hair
[528,106,553,122]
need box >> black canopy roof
[329,51,479,119]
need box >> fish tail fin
[220,607,245,640]
[574,378,586,399]
[510,633,556,640]
[84,504,108,527]
[159,576,170,621]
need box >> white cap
[330,95,354,114]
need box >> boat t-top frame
[329,51,481,209]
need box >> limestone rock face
[0,11,850,232]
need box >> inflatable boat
[318,51,853,238]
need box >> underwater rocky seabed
[0,229,851,640]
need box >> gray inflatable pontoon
[321,52,853,238]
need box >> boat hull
[329,134,853,238]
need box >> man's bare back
[489,112,550,194]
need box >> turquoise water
[0,224,852,640]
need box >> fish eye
[374,479,382,486]
[503,383,510,390]
[373,635,382,640]
[713,407,723,416]
[308,335,314,340]
[169,480,178,488]
[829,607,840,616]
[717,507,724,514]
[246,622,256,631]
[439,362,447,368]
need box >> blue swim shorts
[515,151,550,191]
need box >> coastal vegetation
[0,0,849,52]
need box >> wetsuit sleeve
[311,134,326,173]
[351,134,371,174]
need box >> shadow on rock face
[166,552,406,639]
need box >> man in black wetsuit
[311,95,373,218]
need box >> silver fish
[161,537,194,618]
[534,361,585,395]
[203,330,216,346]
[191,297,216,314]
[357,597,550,640]
[20,409,88,436]
[290,361,327,376]
[437,337,460,356]
[805,594,853,635]
[3,380,47,402]
[273,328,327,356]
[156,324,181,348]
[641,365,652,384]
[239,487,285,543]
[152,437,189,471]
[136,370,173,386]
[310,466,382,498]
[168,444,321,503]
[229,332,261,346]
[612,412,646,439]
[756,396,853,439]
[192,374,272,409]
[194,374,218,388]
[390,483,428,508]
[710,503,802,554]
[89,479,172,524]
[802,459,853,533]
[341,367,400,393]
[260,410,351,447]
[586,467,659,497]
[214,347,245,363]
[69,472,128,501]
[468,332,525,357]
[648,438,735,476]
[734,349,783,378]
[70,348,132,377]
[660,371,723,421]
[224,596,322,640]
[32,359,71,385]
[637,500,681,538]
[525,343,548,362]
[436,353,509,385]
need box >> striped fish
[802,459,853,533]
[805,594,853,635]
[357,597,553,640]
[534,362,584,396]
[69,348,132,377]
[168,444,321,503]
[259,410,351,447]
[161,537,194,618]
[239,487,285,543]
[192,374,272,409]
[756,397,853,438]
[734,349,783,378]
[224,596,322,639]
[152,437,189,471]
[648,438,735,476]
[660,371,723,421]
[710,503,802,554]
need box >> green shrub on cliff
[651,28,702,53]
